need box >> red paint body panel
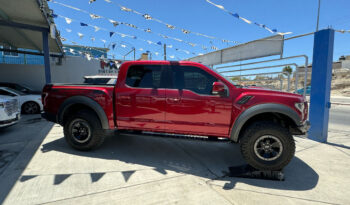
[42,60,308,138]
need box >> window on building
[125,65,163,88]
[3,45,19,57]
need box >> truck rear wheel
[240,121,295,171]
[63,110,105,151]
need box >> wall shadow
[0,118,53,204]
[41,132,319,191]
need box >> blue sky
[49,0,350,71]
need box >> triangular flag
[240,17,252,24]
[77,32,84,39]
[94,26,100,32]
[121,44,126,48]
[80,22,88,26]
[120,6,132,12]
[89,0,96,4]
[90,13,102,19]
[65,28,72,32]
[143,14,152,20]
[65,17,72,24]
[112,43,116,49]
[157,41,162,45]
[182,29,190,34]
[109,19,119,27]
[90,37,95,41]
[109,32,115,37]
[166,24,175,29]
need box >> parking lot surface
[1,112,350,204]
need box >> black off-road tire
[240,121,295,171]
[63,110,105,151]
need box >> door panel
[165,89,232,136]
[116,64,166,131]
[116,88,166,130]
[165,65,233,136]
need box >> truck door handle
[167,98,180,103]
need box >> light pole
[316,0,321,31]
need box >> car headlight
[295,102,305,113]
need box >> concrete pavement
[0,107,350,204]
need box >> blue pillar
[42,31,51,84]
[308,29,335,142]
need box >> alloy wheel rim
[25,102,38,114]
[71,119,91,143]
[254,135,283,161]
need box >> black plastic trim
[230,103,301,142]
[57,96,110,129]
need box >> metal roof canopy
[0,0,62,53]
[0,0,63,83]
[186,35,284,66]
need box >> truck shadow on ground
[40,133,319,191]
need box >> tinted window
[126,65,163,88]
[171,66,217,95]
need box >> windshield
[5,87,25,95]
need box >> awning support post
[308,29,335,142]
[42,31,51,84]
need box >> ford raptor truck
[42,61,310,171]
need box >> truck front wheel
[240,121,295,171]
[63,110,105,151]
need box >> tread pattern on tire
[63,110,105,151]
[240,121,295,171]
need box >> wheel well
[21,101,40,112]
[237,112,298,141]
[61,104,100,125]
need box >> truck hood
[239,87,304,101]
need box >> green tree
[282,66,293,76]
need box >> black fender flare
[230,103,301,142]
[57,96,109,129]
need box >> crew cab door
[165,65,233,136]
[115,64,167,131]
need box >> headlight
[295,102,305,113]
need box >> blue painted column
[308,29,335,142]
[42,31,51,84]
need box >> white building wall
[0,56,100,91]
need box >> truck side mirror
[212,82,226,96]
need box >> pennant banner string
[99,0,238,43]
[49,0,239,45]
[205,0,292,35]
[60,26,187,59]
[49,0,230,51]
[55,11,220,52]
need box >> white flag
[65,17,72,24]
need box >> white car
[0,96,20,128]
[0,87,43,114]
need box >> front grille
[4,99,19,116]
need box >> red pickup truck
[42,61,309,170]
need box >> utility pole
[164,44,167,60]
[316,0,321,31]
[133,48,135,60]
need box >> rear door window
[125,65,164,88]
